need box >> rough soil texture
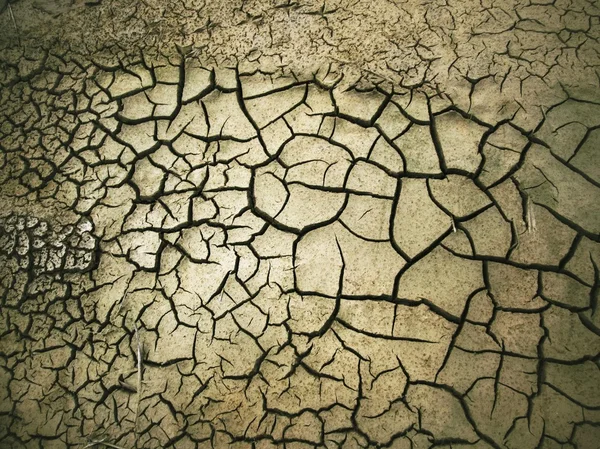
[1,1,600,448]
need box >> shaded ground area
[0,1,599,448]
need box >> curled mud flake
[0,214,97,275]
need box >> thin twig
[7,2,20,46]
[84,438,126,449]
[133,322,143,442]
[525,196,536,232]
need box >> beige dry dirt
[0,0,600,448]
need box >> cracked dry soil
[1,0,600,448]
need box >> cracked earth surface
[1,1,600,448]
